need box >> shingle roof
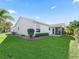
[14,16,65,27]
[20,16,50,26]
[50,23,65,27]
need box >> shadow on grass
[0,34,74,59]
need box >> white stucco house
[13,16,65,36]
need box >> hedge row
[35,33,49,37]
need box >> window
[49,27,50,30]
[18,27,19,30]
[36,23,40,32]
[52,28,54,34]
[36,28,40,32]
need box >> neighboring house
[50,23,65,35]
[13,16,65,36]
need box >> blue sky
[0,0,79,25]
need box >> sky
[0,0,79,25]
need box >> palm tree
[65,20,79,35]
[4,22,13,32]
[0,9,13,21]
[65,26,73,35]
[0,9,14,32]
[0,21,4,32]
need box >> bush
[74,28,79,43]
[35,33,49,37]
[27,28,35,38]
[12,32,17,35]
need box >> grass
[0,33,7,44]
[0,34,75,59]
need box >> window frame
[18,26,19,30]
[36,28,40,32]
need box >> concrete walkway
[69,40,79,59]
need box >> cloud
[8,9,16,14]
[72,0,79,3]
[35,16,40,19]
[50,6,56,10]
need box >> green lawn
[0,34,75,59]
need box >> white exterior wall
[35,22,49,34]
[14,17,36,36]
[13,17,50,36]
[40,25,49,33]
[49,27,52,35]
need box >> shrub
[27,28,35,38]
[74,28,79,43]
[12,32,17,35]
[35,33,49,37]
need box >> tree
[0,21,4,33]
[74,28,79,43]
[65,20,79,35]
[3,22,13,32]
[27,28,35,38]
[0,9,13,22]
[0,9,14,32]
[65,26,73,35]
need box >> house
[50,23,65,35]
[13,16,65,36]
